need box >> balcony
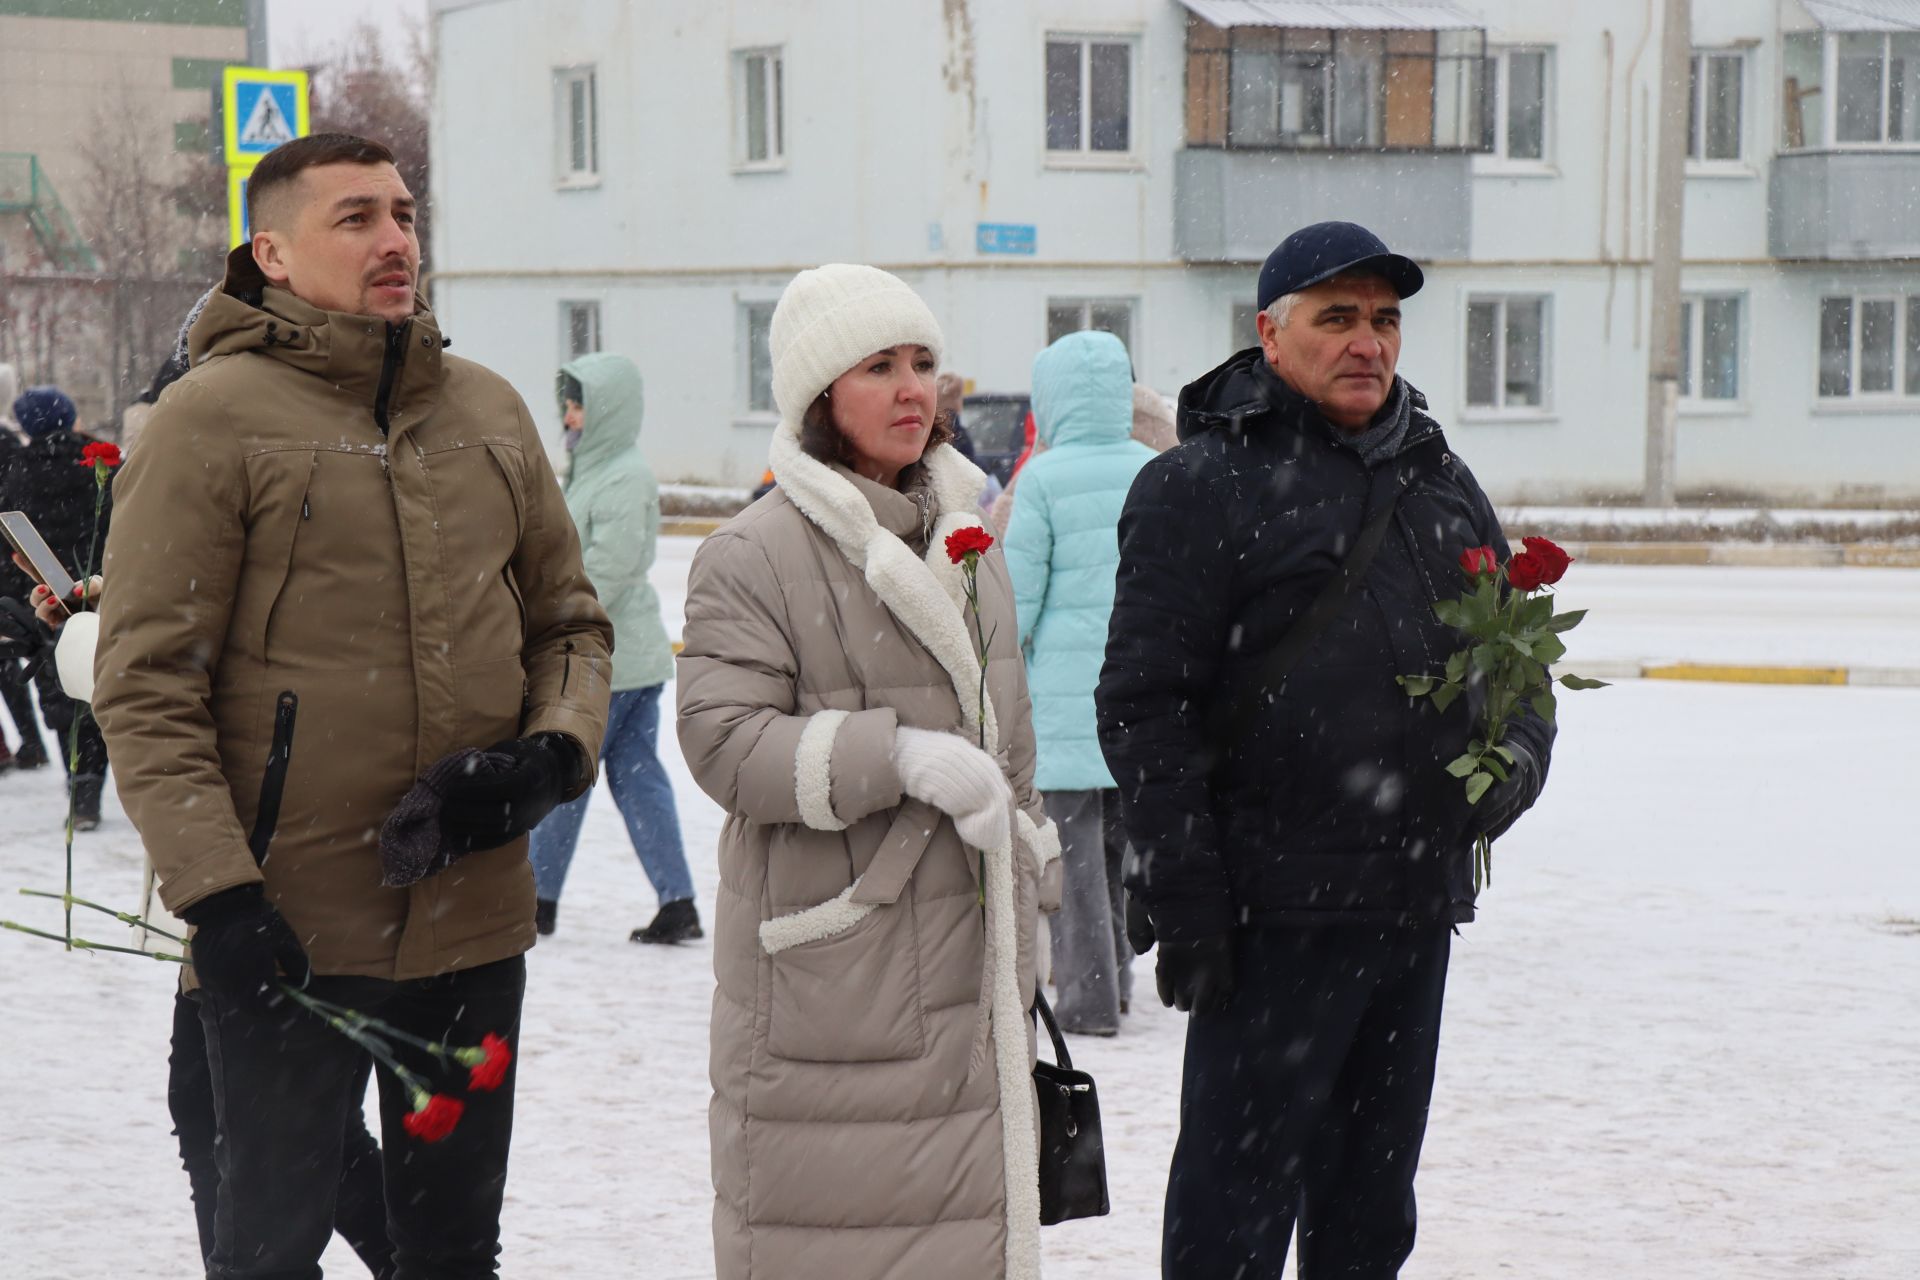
[1175,147,1471,262]
[1770,152,1920,260]
[1173,5,1481,262]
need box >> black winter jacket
[1096,350,1554,941]
[0,429,113,600]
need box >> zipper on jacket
[247,690,300,865]
[373,322,410,436]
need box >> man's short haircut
[1264,268,1398,331]
[246,132,397,233]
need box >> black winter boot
[631,899,702,945]
[535,898,558,937]
[14,737,48,770]
[72,775,103,831]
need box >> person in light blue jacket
[530,353,700,945]
[1003,329,1156,1034]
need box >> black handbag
[1032,987,1110,1224]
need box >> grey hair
[1262,268,1396,331]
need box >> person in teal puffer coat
[1003,329,1155,1034]
[530,353,700,944]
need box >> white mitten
[893,726,1012,853]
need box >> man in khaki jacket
[93,133,612,1278]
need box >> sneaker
[535,898,558,937]
[13,739,48,770]
[72,776,103,832]
[631,899,702,945]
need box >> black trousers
[170,992,394,1277]
[32,659,106,777]
[198,955,526,1280]
[1163,923,1452,1280]
[1,657,45,755]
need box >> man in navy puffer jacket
[1097,222,1556,1279]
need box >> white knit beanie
[770,264,945,438]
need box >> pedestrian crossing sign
[222,66,310,165]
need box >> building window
[744,301,776,413]
[1045,35,1136,155]
[561,301,601,360]
[1484,47,1550,162]
[1464,295,1550,410]
[1679,294,1743,401]
[1046,298,1135,355]
[1783,31,1920,149]
[735,49,785,168]
[1817,294,1920,399]
[554,66,598,185]
[1688,51,1745,162]
[1186,22,1487,151]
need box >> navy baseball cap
[1256,221,1425,312]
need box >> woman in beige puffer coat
[677,264,1062,1280]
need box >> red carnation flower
[1458,545,1498,579]
[944,526,995,564]
[1505,551,1549,593]
[464,1033,513,1093]
[402,1092,465,1143]
[1521,535,1573,586]
[78,442,122,469]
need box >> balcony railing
[0,153,99,273]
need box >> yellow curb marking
[1642,663,1849,686]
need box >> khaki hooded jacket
[93,246,613,980]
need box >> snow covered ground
[3,563,1918,1277]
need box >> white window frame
[1686,48,1750,173]
[1475,46,1554,174]
[1042,31,1145,168]
[1788,32,1920,151]
[1462,292,1553,418]
[1044,296,1140,361]
[553,65,599,189]
[1678,292,1746,411]
[559,299,601,362]
[740,299,778,417]
[1815,292,1920,403]
[733,47,786,171]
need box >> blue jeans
[528,684,694,907]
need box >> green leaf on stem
[1430,682,1463,713]
[1445,752,1480,778]
[1471,644,1499,675]
[1465,771,1495,805]
[1433,600,1470,630]
[1559,673,1611,690]
[1545,608,1589,634]
[1532,633,1568,665]
[1444,649,1468,684]
[1482,755,1511,783]
[1532,685,1558,724]
[1397,675,1437,697]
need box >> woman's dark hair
[798,393,956,470]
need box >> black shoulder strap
[1212,435,1448,752]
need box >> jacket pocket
[258,452,319,663]
[764,896,927,1063]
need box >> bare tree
[304,17,434,267]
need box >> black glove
[1154,933,1236,1015]
[181,884,311,1007]
[1471,739,1542,845]
[1124,891,1156,956]
[437,733,578,855]
[0,597,52,672]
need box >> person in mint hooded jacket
[530,353,700,944]
[1003,329,1155,1034]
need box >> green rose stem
[279,986,433,1096]
[18,887,186,943]
[60,457,114,950]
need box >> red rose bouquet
[1398,536,1606,891]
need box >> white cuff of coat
[793,709,853,831]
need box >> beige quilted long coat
[677,428,1062,1280]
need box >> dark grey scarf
[1329,376,1413,469]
